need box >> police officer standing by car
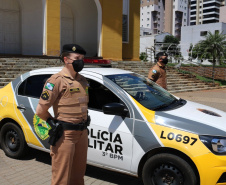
[148,52,168,90]
[36,44,90,185]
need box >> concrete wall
[140,32,171,61]
[99,0,123,61]
[122,0,140,61]
[180,22,226,58]
[140,35,155,53]
[62,0,98,57]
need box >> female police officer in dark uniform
[36,44,89,185]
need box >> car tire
[142,153,198,185]
[0,122,27,159]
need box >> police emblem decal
[45,82,54,91]
[41,91,50,100]
[33,114,51,140]
[72,46,76,51]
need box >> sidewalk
[173,87,226,112]
[0,147,143,185]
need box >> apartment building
[140,0,189,39]
[140,0,165,34]
[190,0,225,26]
[165,0,189,38]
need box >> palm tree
[198,31,226,84]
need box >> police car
[0,66,226,185]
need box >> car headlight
[199,135,226,155]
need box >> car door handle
[17,105,26,110]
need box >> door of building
[0,0,21,54]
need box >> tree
[195,31,226,84]
[161,35,181,57]
[189,43,203,59]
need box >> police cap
[156,52,168,60]
[62,44,86,55]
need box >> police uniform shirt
[39,67,89,124]
[148,62,167,89]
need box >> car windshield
[105,73,178,110]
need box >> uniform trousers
[50,129,88,185]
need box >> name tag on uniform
[70,88,80,92]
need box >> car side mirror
[103,103,128,117]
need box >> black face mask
[161,58,168,64]
[71,59,84,72]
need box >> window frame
[17,74,52,99]
[86,77,131,118]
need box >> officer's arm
[36,104,52,121]
[148,69,159,82]
[36,75,61,121]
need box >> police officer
[36,44,89,185]
[148,52,168,89]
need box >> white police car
[1,66,226,185]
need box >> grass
[177,69,226,86]
[167,63,226,68]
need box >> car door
[14,74,53,149]
[85,77,134,172]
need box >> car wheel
[0,122,27,159]
[142,153,198,185]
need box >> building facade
[190,0,225,26]
[140,0,165,35]
[0,0,140,61]
[140,32,171,61]
[140,0,189,39]
[220,3,226,22]
[169,0,189,38]
[180,22,226,57]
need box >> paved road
[173,87,226,112]
[0,88,226,185]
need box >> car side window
[87,79,129,117]
[18,75,51,98]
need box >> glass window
[122,0,130,43]
[87,79,123,111]
[105,73,178,111]
[18,75,51,98]
[200,31,207,36]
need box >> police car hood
[155,100,226,136]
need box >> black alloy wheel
[142,153,198,185]
[0,122,27,158]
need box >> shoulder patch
[45,82,55,91]
[41,91,50,100]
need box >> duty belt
[58,120,88,131]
